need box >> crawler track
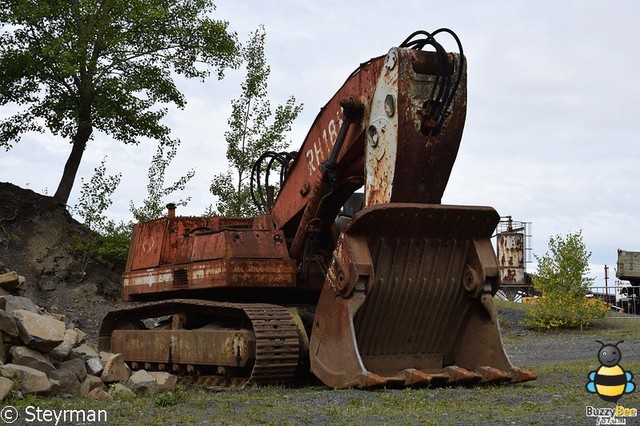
[99,299,302,388]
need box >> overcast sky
[1,0,638,288]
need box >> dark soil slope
[0,182,124,338]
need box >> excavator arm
[270,31,467,257]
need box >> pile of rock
[0,271,177,401]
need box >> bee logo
[586,340,635,403]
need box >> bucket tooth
[424,366,478,385]
[442,366,480,384]
[343,372,388,389]
[507,367,538,383]
[399,369,432,387]
[474,366,511,384]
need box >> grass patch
[9,299,640,425]
[8,361,637,426]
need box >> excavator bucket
[310,203,536,388]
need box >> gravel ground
[72,308,640,426]
[8,306,640,426]
[499,307,640,366]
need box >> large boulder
[85,356,104,376]
[80,375,106,396]
[87,387,112,400]
[127,370,157,394]
[0,309,19,337]
[0,364,51,394]
[0,296,38,314]
[72,343,100,359]
[75,328,87,344]
[60,358,87,382]
[8,346,55,375]
[49,328,79,360]
[0,376,13,401]
[100,353,131,383]
[0,272,25,292]
[149,371,178,391]
[11,309,65,352]
[48,369,80,396]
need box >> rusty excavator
[99,29,537,389]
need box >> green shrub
[96,221,132,267]
[522,295,609,330]
[523,230,608,330]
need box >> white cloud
[1,0,639,277]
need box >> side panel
[129,220,167,270]
[122,258,296,301]
[617,250,640,280]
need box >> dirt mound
[0,182,125,339]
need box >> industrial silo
[496,217,532,298]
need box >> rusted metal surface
[181,229,290,261]
[122,216,296,301]
[310,204,537,388]
[107,32,537,390]
[128,215,256,271]
[242,306,303,382]
[495,217,530,287]
[390,51,466,204]
[364,49,466,206]
[100,300,303,387]
[270,56,385,236]
[497,232,525,285]
[122,258,296,301]
[271,47,466,260]
[111,329,255,366]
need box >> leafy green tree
[71,156,124,273]
[0,0,239,204]
[210,26,302,217]
[73,156,121,234]
[524,230,608,329]
[130,139,195,222]
[94,139,197,267]
[533,230,593,297]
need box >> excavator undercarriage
[99,29,536,389]
[100,300,305,388]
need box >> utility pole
[604,264,609,307]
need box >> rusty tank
[99,29,537,389]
